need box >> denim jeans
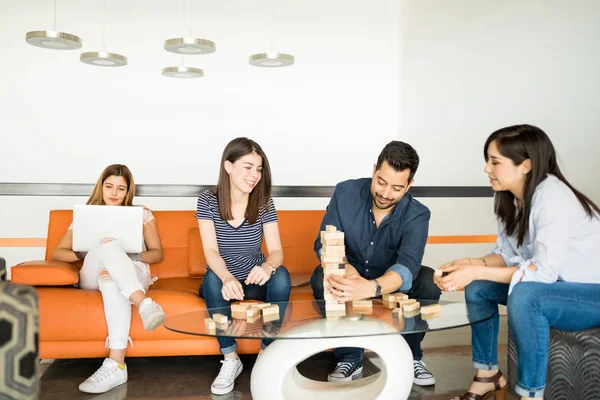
[309,265,441,363]
[465,280,600,398]
[199,266,291,354]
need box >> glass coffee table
[164,299,493,400]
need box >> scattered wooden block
[402,301,420,312]
[398,299,417,308]
[205,318,216,331]
[382,294,395,303]
[212,313,228,324]
[263,313,280,323]
[403,309,421,318]
[262,304,280,316]
[231,304,248,314]
[254,303,272,310]
[395,293,409,301]
[421,304,442,315]
[422,312,441,320]
[352,300,373,308]
[382,300,396,309]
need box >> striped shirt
[195,189,278,280]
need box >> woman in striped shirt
[435,125,600,400]
[196,137,291,396]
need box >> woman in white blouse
[435,125,600,400]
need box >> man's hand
[327,274,375,302]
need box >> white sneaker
[79,358,128,394]
[211,358,243,395]
[413,360,435,386]
[139,297,166,331]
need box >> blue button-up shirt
[314,178,430,292]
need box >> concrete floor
[39,345,517,400]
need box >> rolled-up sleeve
[393,209,430,292]
[509,192,571,293]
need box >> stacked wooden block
[321,225,346,317]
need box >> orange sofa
[11,210,324,359]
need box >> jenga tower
[321,225,346,317]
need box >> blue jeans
[466,280,600,398]
[310,265,441,363]
[199,267,291,354]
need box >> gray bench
[0,258,40,400]
[508,328,600,400]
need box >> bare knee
[99,269,112,282]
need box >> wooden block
[212,313,228,324]
[326,302,346,311]
[325,225,337,233]
[402,301,420,312]
[322,238,345,246]
[232,311,247,320]
[323,232,344,240]
[382,294,395,303]
[324,269,344,276]
[231,304,248,314]
[246,308,260,318]
[422,312,441,321]
[352,300,373,308]
[392,308,403,318]
[322,255,344,263]
[326,309,346,317]
[403,309,421,318]
[254,303,272,310]
[434,269,443,277]
[205,318,216,331]
[263,313,280,323]
[382,300,396,309]
[421,304,442,315]
[398,299,417,308]
[322,245,345,256]
[262,304,280,316]
[246,316,261,324]
[324,293,336,301]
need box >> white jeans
[79,240,151,350]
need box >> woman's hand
[438,263,481,292]
[245,265,271,286]
[221,275,245,301]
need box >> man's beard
[371,192,396,210]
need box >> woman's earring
[522,171,527,175]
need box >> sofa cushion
[11,261,79,286]
[149,277,202,296]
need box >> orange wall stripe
[427,235,497,244]
[0,238,47,247]
[0,235,496,248]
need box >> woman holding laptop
[196,137,291,395]
[52,164,166,394]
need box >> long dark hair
[216,137,272,225]
[484,124,599,246]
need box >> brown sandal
[459,370,508,400]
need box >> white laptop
[72,205,144,253]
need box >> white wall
[401,0,600,199]
[0,0,400,185]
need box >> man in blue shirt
[310,140,441,386]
